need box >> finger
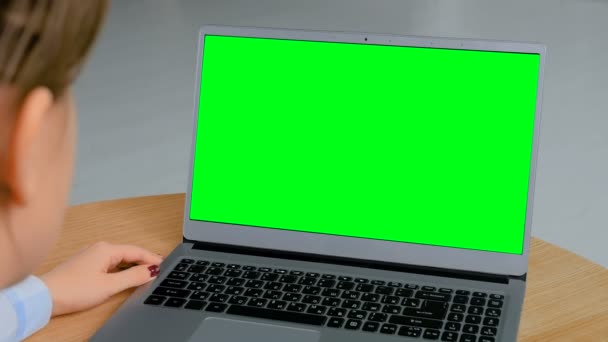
[105,244,163,269]
[107,264,159,294]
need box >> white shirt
[0,276,52,342]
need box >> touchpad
[188,317,321,342]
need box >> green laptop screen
[190,35,541,255]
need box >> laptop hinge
[188,239,518,284]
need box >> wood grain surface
[26,194,608,341]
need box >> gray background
[72,0,608,267]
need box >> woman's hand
[41,241,163,316]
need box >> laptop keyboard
[144,258,504,341]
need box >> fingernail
[148,265,160,277]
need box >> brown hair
[0,0,108,99]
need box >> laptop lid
[184,26,545,277]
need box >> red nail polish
[148,265,160,277]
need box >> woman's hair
[0,0,108,99]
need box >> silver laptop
[92,26,545,342]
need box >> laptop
[91,26,545,342]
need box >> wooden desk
[27,194,608,341]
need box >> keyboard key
[441,331,459,341]
[283,293,302,302]
[160,279,188,289]
[389,315,443,330]
[173,263,189,272]
[322,274,336,280]
[488,300,504,308]
[287,302,307,312]
[472,292,487,298]
[381,295,399,305]
[342,300,361,309]
[399,326,423,337]
[264,282,283,291]
[337,281,354,290]
[190,291,209,301]
[280,275,298,284]
[144,295,166,305]
[348,310,367,320]
[338,276,352,281]
[307,305,327,315]
[306,272,320,278]
[468,306,483,315]
[356,284,374,292]
[167,271,189,280]
[245,280,264,289]
[275,269,288,274]
[465,315,481,324]
[388,282,402,288]
[463,324,479,334]
[396,289,414,297]
[228,296,248,305]
[456,290,470,296]
[226,278,245,286]
[205,303,227,312]
[211,262,225,267]
[404,284,419,290]
[248,298,268,308]
[479,337,495,342]
[153,287,191,298]
[489,294,504,300]
[354,278,369,283]
[195,260,210,266]
[345,319,362,330]
[423,329,441,340]
[368,313,388,322]
[244,288,263,297]
[299,277,317,286]
[361,293,380,302]
[206,284,225,293]
[205,267,224,276]
[303,295,322,304]
[181,258,195,264]
[362,302,381,312]
[225,286,245,296]
[341,291,360,300]
[445,322,461,332]
[403,298,421,307]
[422,286,437,292]
[243,271,261,279]
[224,269,242,278]
[371,280,386,286]
[454,295,469,304]
[261,273,279,281]
[486,308,501,317]
[382,305,401,315]
[284,284,302,293]
[317,279,336,288]
[328,307,347,317]
[187,282,206,291]
[188,265,206,273]
[321,297,340,307]
[451,304,466,313]
[267,300,288,310]
[290,270,304,276]
[327,317,344,328]
[416,291,452,302]
[302,286,321,295]
[471,297,486,306]
[362,321,380,332]
[226,264,240,269]
[227,305,326,326]
[190,274,208,282]
[439,288,454,294]
[460,334,476,342]
[447,313,464,322]
[208,276,227,285]
[322,288,340,297]
[376,286,394,295]
[209,293,229,303]
[403,302,448,320]
[257,267,271,272]
[263,290,282,300]
[480,326,497,336]
[380,323,397,334]
[483,317,500,327]
[185,300,206,310]
[164,298,186,308]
